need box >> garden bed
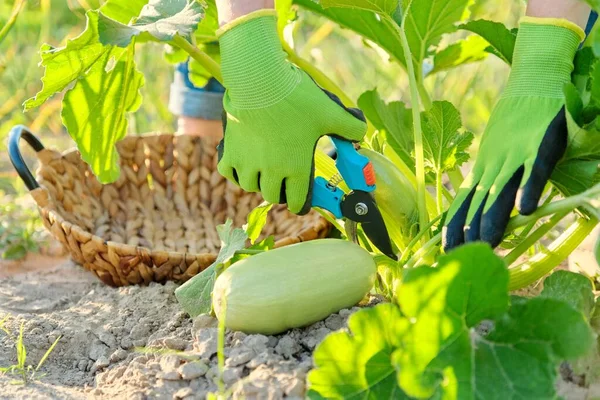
[0,254,597,400]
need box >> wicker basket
[8,126,330,287]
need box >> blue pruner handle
[330,137,376,192]
[312,176,344,218]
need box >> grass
[0,315,61,385]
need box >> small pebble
[178,361,208,380]
[243,334,269,353]
[226,346,254,367]
[173,387,194,399]
[160,354,181,373]
[192,314,218,335]
[89,339,109,361]
[275,335,299,358]
[109,348,128,363]
[163,337,187,351]
[157,370,181,381]
[324,314,343,331]
[90,356,110,373]
[194,328,218,358]
[223,367,243,385]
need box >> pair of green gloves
[216,10,585,251]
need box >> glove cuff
[502,17,584,99]
[218,10,300,109]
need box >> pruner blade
[341,190,397,260]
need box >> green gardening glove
[216,10,367,214]
[443,17,585,251]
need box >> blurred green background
[0,0,523,259]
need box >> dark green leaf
[98,0,203,47]
[430,35,489,74]
[24,11,110,110]
[308,303,410,399]
[100,0,148,24]
[175,220,248,316]
[540,270,595,317]
[460,19,517,64]
[61,42,144,183]
[421,101,473,174]
[244,202,274,244]
[357,89,414,170]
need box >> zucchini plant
[20,0,600,396]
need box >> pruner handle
[329,137,375,193]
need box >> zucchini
[358,148,419,250]
[212,239,376,335]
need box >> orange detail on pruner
[363,162,376,186]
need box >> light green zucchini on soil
[212,239,376,335]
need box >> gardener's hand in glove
[215,10,367,214]
[443,17,585,251]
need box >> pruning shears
[312,136,397,260]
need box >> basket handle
[8,125,45,191]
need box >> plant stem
[281,41,354,107]
[506,183,600,231]
[0,0,26,46]
[436,171,443,215]
[403,183,600,271]
[417,79,432,110]
[508,217,598,291]
[399,214,443,264]
[447,169,464,192]
[234,249,264,255]
[171,35,223,84]
[390,12,430,241]
[503,211,568,266]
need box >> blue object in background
[168,59,225,121]
[585,11,598,37]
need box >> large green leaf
[540,270,595,317]
[551,99,600,197]
[403,0,472,70]
[357,89,414,170]
[100,0,148,24]
[98,0,203,47]
[308,303,410,399]
[294,0,405,65]
[395,244,593,399]
[319,0,400,17]
[298,0,470,71]
[61,43,144,183]
[430,35,489,74]
[175,220,249,317]
[460,19,517,64]
[308,244,595,399]
[23,12,110,110]
[421,101,473,174]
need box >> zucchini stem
[387,10,430,242]
[171,35,223,84]
[508,217,598,290]
[503,211,568,266]
[436,171,444,215]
